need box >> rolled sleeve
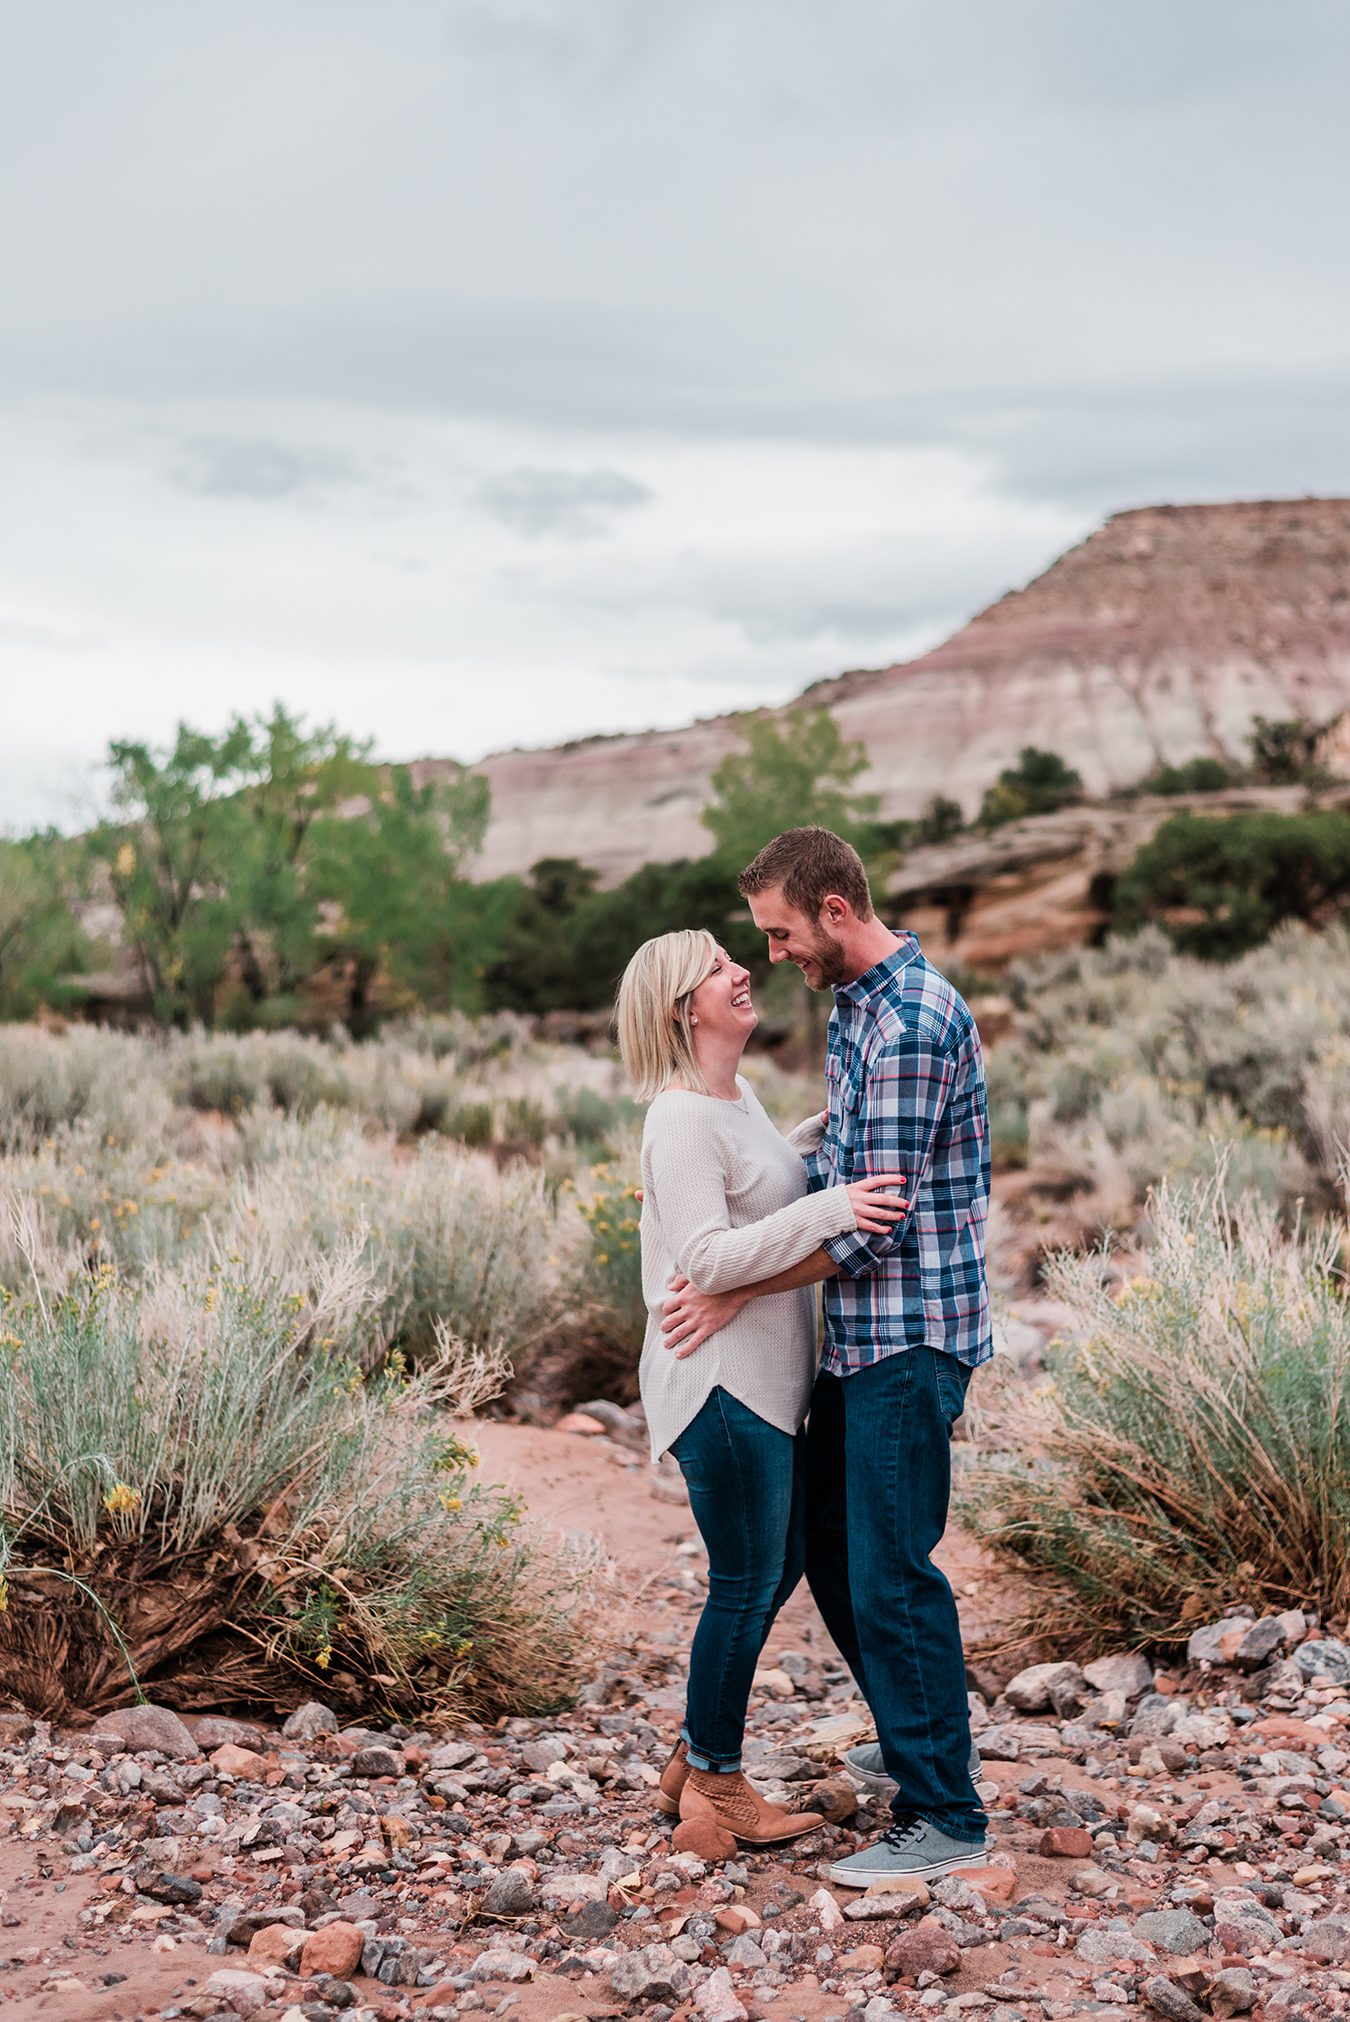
[822,1225,881,1278]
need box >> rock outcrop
[887,781,1350,973]
[425,499,1350,885]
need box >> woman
[616,928,908,1846]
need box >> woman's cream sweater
[637,1075,857,1460]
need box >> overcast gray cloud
[477,467,653,539]
[172,435,365,502]
[1,0,1347,831]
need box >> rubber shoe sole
[827,1838,992,1887]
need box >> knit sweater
[637,1075,858,1460]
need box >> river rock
[90,1703,200,1761]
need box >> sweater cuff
[810,1184,858,1244]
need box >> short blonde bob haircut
[616,928,717,1102]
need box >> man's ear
[820,892,851,927]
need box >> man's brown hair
[737,826,873,920]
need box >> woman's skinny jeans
[669,1386,805,1772]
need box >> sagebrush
[965,1178,1350,1645]
[0,1219,598,1721]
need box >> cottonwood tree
[701,708,878,866]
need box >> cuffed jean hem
[682,1728,741,1773]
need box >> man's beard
[800,925,849,990]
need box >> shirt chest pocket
[825,1051,861,1172]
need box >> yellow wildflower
[439,1493,462,1513]
[104,1483,142,1516]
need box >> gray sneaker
[843,1739,982,1797]
[828,1816,991,1887]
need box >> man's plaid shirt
[806,932,993,1376]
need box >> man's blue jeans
[805,1346,987,1841]
[670,1387,805,1771]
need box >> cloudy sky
[3,0,1348,831]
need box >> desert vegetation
[987,921,1350,1248]
[0,1018,655,1722]
[968,923,1350,1647]
[967,1177,1350,1646]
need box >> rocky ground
[1,1421,1347,2022]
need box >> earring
[690,1015,699,1025]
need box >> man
[661,824,992,1883]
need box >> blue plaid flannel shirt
[806,932,993,1376]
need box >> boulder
[282,1700,338,1742]
[607,1942,688,2003]
[483,1869,539,1917]
[1039,1826,1096,1857]
[202,1968,277,2016]
[1142,1977,1206,2022]
[210,1743,268,1780]
[884,1916,960,1979]
[247,1924,306,1971]
[1302,1915,1350,1965]
[1082,1653,1154,1699]
[1133,1907,1211,1955]
[192,1716,267,1751]
[696,1965,750,2022]
[90,1703,200,1761]
[1209,1968,1258,2017]
[1292,1638,1350,1685]
[349,1745,403,1779]
[1003,1661,1088,1714]
[300,1921,365,1979]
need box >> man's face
[746,885,849,991]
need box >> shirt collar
[833,930,921,1008]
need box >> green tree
[1247,716,1327,787]
[701,708,878,864]
[914,795,965,845]
[482,859,600,1014]
[977,747,1084,829]
[226,707,377,1019]
[312,764,491,1032]
[90,722,256,1025]
[0,834,92,1018]
[1114,810,1350,958]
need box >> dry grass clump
[965,1178,1350,1646]
[990,923,1350,1247]
[0,1211,598,1722]
[223,1113,559,1360]
[0,1025,172,1152]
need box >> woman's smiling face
[686,945,756,1042]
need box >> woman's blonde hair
[616,928,717,1102]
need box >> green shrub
[965,1180,1350,1645]
[0,1241,594,1720]
[1115,810,1350,958]
[571,1165,646,1352]
[977,748,1084,829]
[1142,756,1237,796]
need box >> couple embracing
[615,825,993,1889]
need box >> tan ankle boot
[678,1766,824,1846]
[657,1738,688,1817]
